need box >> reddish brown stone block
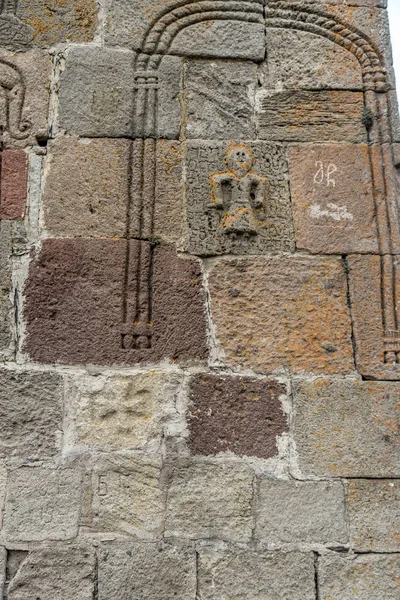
[208,255,354,375]
[23,239,208,366]
[187,375,287,459]
[0,150,28,220]
[289,144,378,254]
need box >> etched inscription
[0,59,31,140]
[0,0,32,48]
[314,161,338,188]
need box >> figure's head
[226,144,254,175]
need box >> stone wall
[0,1,399,598]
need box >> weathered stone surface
[319,553,400,600]
[187,374,287,459]
[0,49,51,149]
[24,239,208,366]
[263,27,363,90]
[255,479,348,545]
[257,90,366,143]
[208,255,353,375]
[348,254,400,380]
[272,1,387,11]
[289,144,378,253]
[93,456,164,539]
[98,542,197,600]
[0,221,12,354]
[67,371,181,452]
[186,141,295,256]
[198,549,316,600]
[348,479,400,552]
[165,462,254,542]
[4,468,81,542]
[293,378,400,478]
[0,150,28,220]
[6,547,95,600]
[0,369,62,460]
[0,464,7,529]
[58,48,181,139]
[43,137,130,238]
[103,0,265,60]
[185,59,257,140]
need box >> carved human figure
[210,144,267,236]
[0,59,31,139]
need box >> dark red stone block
[187,374,288,459]
[23,239,208,365]
[0,150,28,220]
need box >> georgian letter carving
[0,59,31,140]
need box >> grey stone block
[0,369,62,460]
[319,553,400,600]
[58,47,181,139]
[255,479,348,545]
[4,468,81,542]
[293,378,400,478]
[184,59,257,140]
[0,222,12,354]
[6,547,95,600]
[198,548,316,600]
[348,479,400,552]
[185,140,294,256]
[165,462,254,543]
[98,542,197,600]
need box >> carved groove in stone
[0,58,31,140]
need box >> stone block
[348,254,400,380]
[4,467,81,542]
[0,221,12,354]
[98,542,197,600]
[0,49,51,149]
[23,239,208,366]
[269,1,387,11]
[255,479,348,545]
[165,462,254,542]
[67,371,181,452]
[263,27,363,90]
[257,90,366,143]
[198,549,316,600]
[293,378,400,478]
[185,59,257,140]
[93,456,164,539]
[0,369,62,460]
[185,141,295,256]
[6,547,95,600]
[103,0,265,60]
[319,553,400,600]
[348,479,400,551]
[289,144,378,254]
[187,374,288,459]
[208,255,353,375]
[58,47,181,139]
[0,151,28,220]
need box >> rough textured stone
[58,48,181,139]
[187,374,288,459]
[255,479,348,545]
[348,254,400,380]
[93,456,164,539]
[293,378,400,478]
[0,49,51,149]
[103,0,265,60]
[274,0,386,5]
[0,150,28,220]
[0,369,62,460]
[24,239,208,366]
[185,141,295,256]
[0,221,12,354]
[208,255,353,375]
[185,59,257,140]
[98,542,197,600]
[67,371,181,452]
[198,549,316,600]
[319,553,400,600]
[263,27,363,90]
[257,90,366,143]
[348,479,400,552]
[6,547,95,600]
[165,462,254,542]
[289,144,378,253]
[4,468,81,542]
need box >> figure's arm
[251,175,268,209]
[209,174,226,208]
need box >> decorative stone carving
[0,58,31,141]
[0,0,32,49]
